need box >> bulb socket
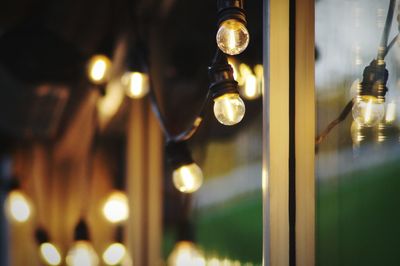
[115,226,124,243]
[165,141,194,170]
[74,219,91,241]
[217,0,247,26]
[208,50,239,99]
[177,219,195,242]
[35,227,50,245]
[358,60,389,102]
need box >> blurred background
[0,0,263,265]
[316,0,400,265]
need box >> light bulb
[87,55,112,85]
[352,96,385,127]
[102,191,129,223]
[5,190,32,223]
[122,72,149,99]
[40,243,62,266]
[384,101,397,124]
[167,241,205,266]
[102,243,127,265]
[216,19,249,55]
[66,241,99,266]
[173,163,203,193]
[213,93,245,125]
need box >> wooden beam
[295,0,315,265]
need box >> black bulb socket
[358,59,389,102]
[165,141,194,170]
[217,0,247,26]
[35,227,50,245]
[208,51,239,99]
[177,219,195,242]
[74,219,90,241]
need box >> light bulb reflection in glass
[167,241,205,266]
[40,243,62,266]
[216,19,249,55]
[5,190,32,223]
[352,96,385,127]
[87,55,112,85]
[122,72,149,99]
[213,93,245,126]
[102,243,127,265]
[102,191,129,223]
[173,163,203,193]
[66,241,99,266]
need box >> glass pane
[316,0,400,265]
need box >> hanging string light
[35,228,62,266]
[102,191,129,224]
[216,0,250,55]
[166,141,204,194]
[66,219,99,266]
[316,0,399,146]
[209,50,246,126]
[4,178,32,223]
[87,54,112,85]
[102,226,129,266]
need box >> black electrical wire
[316,0,398,146]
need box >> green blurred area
[163,192,263,264]
[317,158,400,266]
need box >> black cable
[383,34,399,57]
[378,0,396,60]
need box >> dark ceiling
[0,0,263,142]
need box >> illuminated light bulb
[66,241,99,266]
[102,243,127,265]
[5,190,32,223]
[87,55,112,85]
[352,96,385,127]
[213,93,245,125]
[122,72,149,99]
[254,64,264,96]
[173,163,203,194]
[167,241,205,266]
[102,191,129,223]
[40,243,62,266]
[216,19,249,55]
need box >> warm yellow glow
[122,72,149,99]
[242,74,258,100]
[352,96,385,127]
[5,190,32,223]
[97,81,125,127]
[87,55,112,84]
[216,19,250,55]
[385,101,396,123]
[173,163,203,193]
[66,241,99,266]
[102,191,129,223]
[102,243,126,265]
[213,93,246,126]
[40,243,62,266]
[168,241,205,266]
[364,99,373,123]
[254,64,264,97]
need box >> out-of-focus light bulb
[216,19,249,55]
[66,241,99,266]
[254,64,264,95]
[242,73,258,100]
[213,93,245,125]
[87,55,112,85]
[385,101,396,124]
[352,96,385,127]
[40,243,62,266]
[5,190,32,223]
[102,243,127,265]
[102,191,129,223]
[122,72,149,99]
[168,241,205,266]
[173,163,203,193]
